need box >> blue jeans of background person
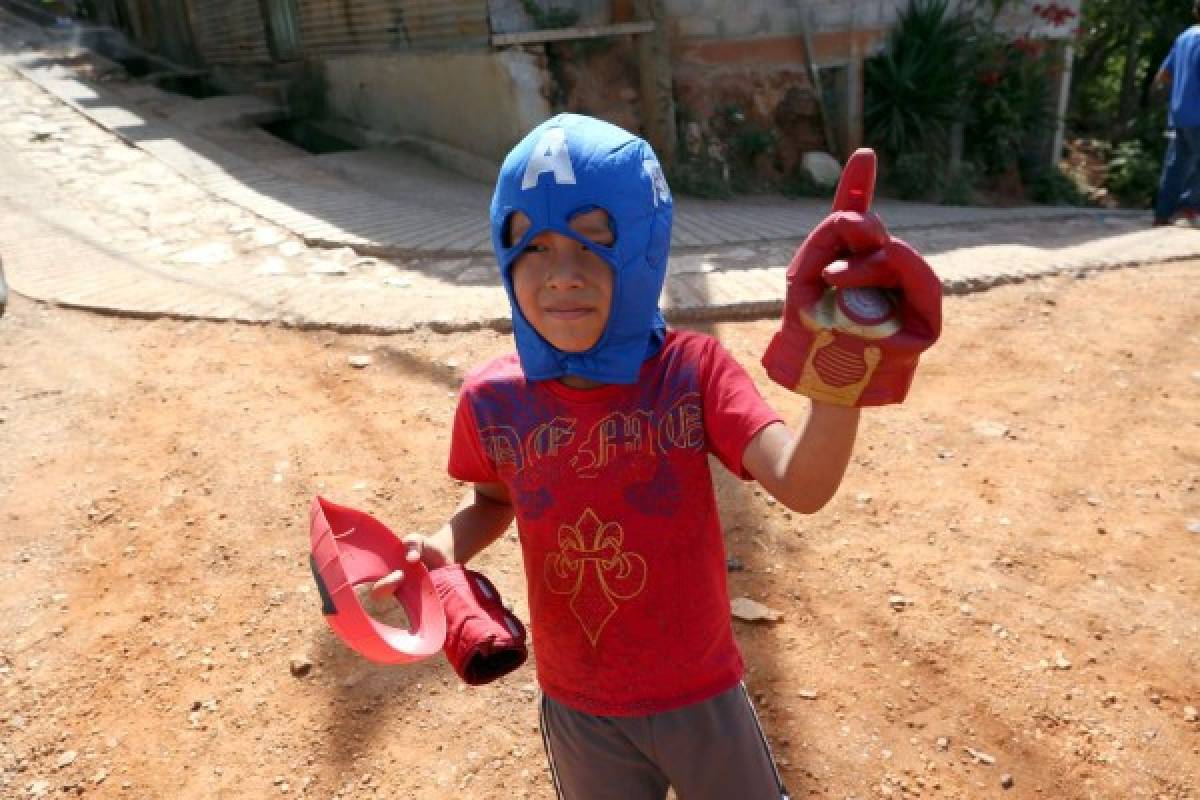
[1155,126,1200,222]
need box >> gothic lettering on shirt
[478,393,703,483]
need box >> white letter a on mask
[522,128,576,190]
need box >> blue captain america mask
[490,114,673,385]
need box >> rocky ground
[1,15,1198,799]
[1,258,1198,799]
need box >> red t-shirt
[448,330,781,716]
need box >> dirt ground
[0,260,1197,800]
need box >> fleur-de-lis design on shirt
[545,508,647,646]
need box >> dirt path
[1,260,1197,799]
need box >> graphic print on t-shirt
[475,387,702,520]
[545,508,648,646]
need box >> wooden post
[633,0,676,166]
[845,28,863,153]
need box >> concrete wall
[665,0,893,61]
[661,1,895,168]
[320,49,552,180]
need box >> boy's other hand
[368,534,451,600]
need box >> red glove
[761,148,942,406]
[429,565,528,686]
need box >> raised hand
[761,149,942,406]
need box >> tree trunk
[1112,0,1144,143]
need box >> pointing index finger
[832,148,877,213]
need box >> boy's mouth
[544,306,594,320]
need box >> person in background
[1153,0,1200,225]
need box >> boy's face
[509,208,615,353]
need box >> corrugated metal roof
[295,0,490,55]
[190,0,272,64]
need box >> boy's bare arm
[741,404,861,514]
[423,482,516,566]
[371,482,514,595]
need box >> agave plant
[864,0,972,162]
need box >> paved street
[1,10,1198,334]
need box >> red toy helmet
[308,496,446,664]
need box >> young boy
[378,113,940,799]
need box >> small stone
[798,689,819,700]
[348,355,372,369]
[1000,773,1014,789]
[92,769,108,784]
[935,736,949,751]
[731,597,782,623]
[289,655,313,677]
[27,780,50,797]
[56,750,77,768]
[1053,652,1071,670]
[726,556,744,572]
[800,151,842,187]
[171,242,235,266]
[964,746,995,765]
[972,420,1009,438]
[888,594,912,610]
[1185,706,1198,722]
[1187,520,1200,535]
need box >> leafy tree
[1070,0,1195,151]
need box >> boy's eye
[569,208,615,248]
[583,230,614,247]
[504,211,533,247]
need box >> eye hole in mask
[568,207,616,249]
[502,209,616,250]
[502,211,530,249]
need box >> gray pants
[540,683,789,800]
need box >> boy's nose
[543,239,588,288]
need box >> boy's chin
[538,326,603,354]
[548,337,600,354]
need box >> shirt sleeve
[699,337,783,479]
[447,389,501,484]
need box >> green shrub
[864,0,971,161]
[1105,140,1160,208]
[941,162,981,206]
[1027,165,1089,206]
[885,154,983,205]
[887,152,944,201]
[780,166,835,199]
[962,36,1053,176]
[667,161,732,199]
